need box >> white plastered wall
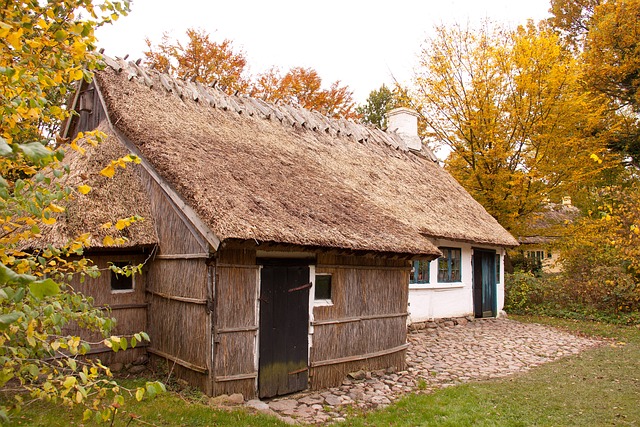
[407,240,505,322]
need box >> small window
[314,274,332,301]
[110,261,134,292]
[547,251,552,259]
[410,260,430,284]
[437,247,461,283]
[495,254,501,283]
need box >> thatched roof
[518,202,580,245]
[33,123,158,249]
[64,57,516,255]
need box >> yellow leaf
[69,68,83,81]
[100,165,115,178]
[49,203,65,213]
[102,235,115,246]
[42,217,56,225]
[63,376,76,389]
[6,30,22,49]
[101,222,112,229]
[115,219,129,230]
[77,184,91,195]
[0,22,11,38]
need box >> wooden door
[473,249,497,318]
[258,262,310,398]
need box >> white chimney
[386,107,422,151]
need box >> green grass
[4,316,640,426]
[3,379,289,427]
[337,315,640,427]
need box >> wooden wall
[66,253,149,365]
[212,248,259,398]
[310,253,410,389]
[141,172,212,393]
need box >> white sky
[96,0,552,103]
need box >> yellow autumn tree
[0,1,163,423]
[413,21,620,234]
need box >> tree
[412,21,618,234]
[548,0,600,48]
[251,66,357,119]
[554,180,640,317]
[357,84,394,128]
[144,28,249,94]
[582,0,640,166]
[0,1,163,422]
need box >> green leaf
[0,264,36,286]
[0,312,22,330]
[0,137,12,157]
[18,142,53,165]
[29,278,60,299]
[145,383,157,399]
[135,387,144,401]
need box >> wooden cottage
[52,57,517,399]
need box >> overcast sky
[95,0,552,102]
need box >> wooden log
[148,347,208,374]
[310,343,408,368]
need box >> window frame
[410,259,430,285]
[313,273,333,306]
[437,247,462,283]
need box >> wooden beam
[310,343,409,368]
[147,347,208,374]
[214,372,257,382]
[316,264,410,271]
[146,289,207,305]
[312,312,408,326]
[155,253,210,260]
[216,326,258,334]
[99,303,148,311]
[216,263,260,270]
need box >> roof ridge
[100,56,437,160]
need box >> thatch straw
[86,58,516,259]
[31,122,157,249]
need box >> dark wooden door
[258,263,310,398]
[473,249,497,318]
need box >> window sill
[409,283,465,290]
[314,299,333,307]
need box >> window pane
[437,248,462,283]
[111,261,133,291]
[495,254,500,283]
[437,256,449,282]
[410,260,430,284]
[315,275,332,300]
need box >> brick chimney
[386,107,422,151]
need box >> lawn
[3,316,639,426]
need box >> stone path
[244,318,604,425]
